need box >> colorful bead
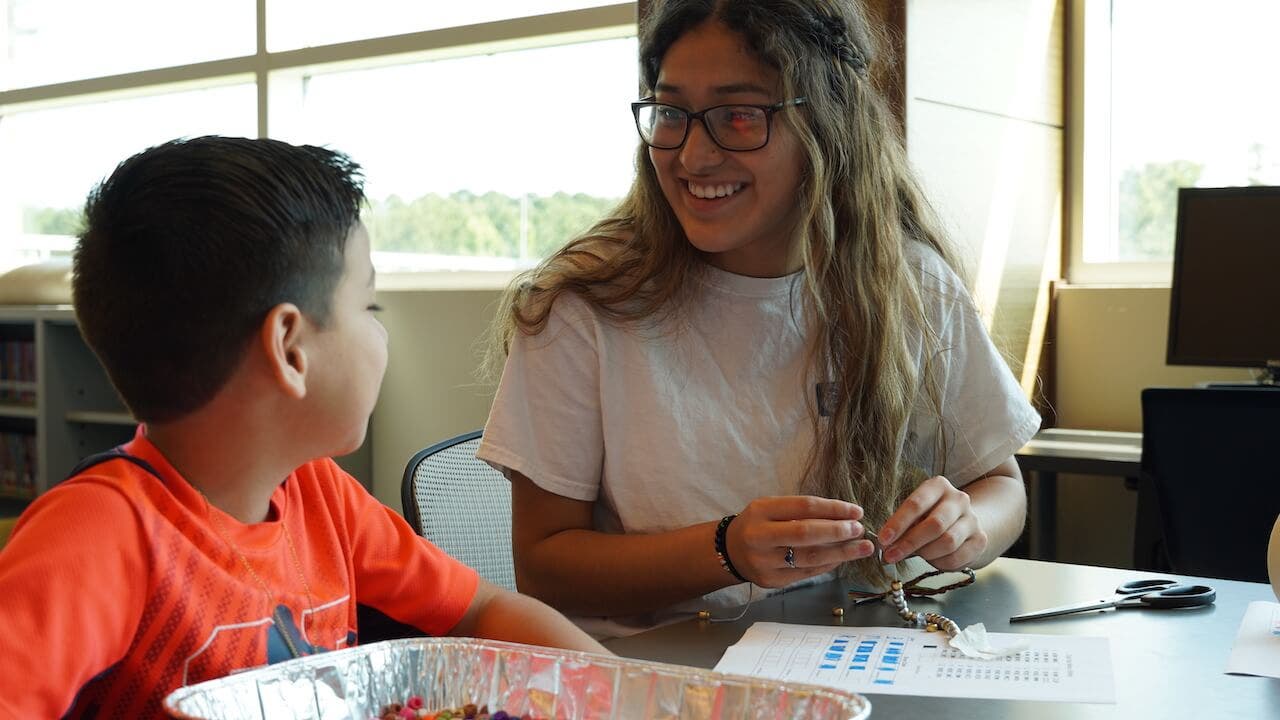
[372,698,536,720]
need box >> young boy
[0,136,607,717]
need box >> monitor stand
[1201,365,1280,388]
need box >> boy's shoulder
[29,439,365,533]
[291,455,363,493]
[57,446,170,504]
[3,455,159,571]
[293,457,369,517]
[31,449,185,542]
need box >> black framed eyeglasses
[631,97,808,152]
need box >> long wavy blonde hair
[487,0,962,586]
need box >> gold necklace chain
[203,494,317,659]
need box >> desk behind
[604,558,1279,719]
[1016,428,1141,476]
[1015,429,1143,562]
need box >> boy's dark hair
[73,136,366,424]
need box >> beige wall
[906,0,1063,394]
[1051,285,1253,566]
[367,287,504,509]
[1055,286,1254,431]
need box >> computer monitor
[1167,185,1280,383]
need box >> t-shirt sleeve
[906,252,1042,486]
[345,478,480,637]
[0,483,148,717]
[477,293,606,502]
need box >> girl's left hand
[876,475,988,570]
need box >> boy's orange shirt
[0,427,479,718]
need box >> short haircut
[73,136,366,424]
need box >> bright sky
[0,1,639,215]
[1110,0,1280,184]
[271,38,640,201]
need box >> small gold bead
[697,610,711,620]
[926,623,939,632]
[832,606,845,617]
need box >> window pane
[0,0,255,90]
[0,85,257,272]
[270,38,639,271]
[268,1,621,52]
[1108,0,1280,262]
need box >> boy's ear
[261,303,308,399]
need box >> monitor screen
[1167,186,1280,370]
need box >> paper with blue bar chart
[714,622,1115,703]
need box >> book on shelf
[0,340,36,404]
[0,432,36,498]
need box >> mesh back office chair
[1139,387,1280,583]
[401,430,516,591]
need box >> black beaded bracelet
[714,514,749,583]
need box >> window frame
[0,2,638,284]
[1066,0,1171,285]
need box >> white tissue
[947,622,1028,659]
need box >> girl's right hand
[725,496,875,588]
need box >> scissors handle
[1126,584,1216,609]
[1009,580,1211,622]
[1116,578,1177,595]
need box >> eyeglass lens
[635,104,770,151]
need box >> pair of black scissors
[1009,578,1216,622]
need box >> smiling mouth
[685,181,745,200]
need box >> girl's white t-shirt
[478,242,1041,638]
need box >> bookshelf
[0,305,133,511]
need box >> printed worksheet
[714,622,1115,703]
[1225,601,1280,679]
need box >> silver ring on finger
[783,545,797,569]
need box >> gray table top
[603,557,1280,718]
[1015,429,1142,475]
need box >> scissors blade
[1009,598,1121,622]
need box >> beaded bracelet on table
[849,567,976,637]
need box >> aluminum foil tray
[165,637,871,720]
